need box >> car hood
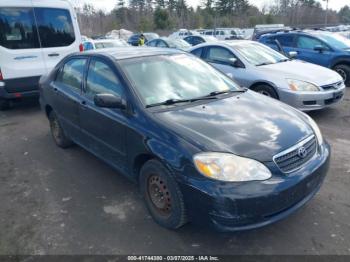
[154,91,313,162]
[259,60,342,86]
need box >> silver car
[190,41,346,111]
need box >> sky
[74,0,349,12]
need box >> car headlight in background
[193,152,272,182]
[304,113,324,145]
[287,79,320,92]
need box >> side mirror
[314,45,326,53]
[94,93,126,109]
[288,51,298,59]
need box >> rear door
[51,57,87,142]
[32,0,81,73]
[79,58,127,171]
[0,4,45,92]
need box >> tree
[154,7,171,29]
[339,5,350,24]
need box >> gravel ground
[0,92,349,255]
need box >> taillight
[0,69,3,81]
[79,43,84,52]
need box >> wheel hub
[258,90,271,97]
[148,175,171,215]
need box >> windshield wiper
[208,88,247,96]
[146,96,217,108]
[277,58,290,63]
[256,62,273,66]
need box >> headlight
[287,79,320,92]
[193,152,272,182]
[304,113,324,145]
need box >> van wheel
[253,85,278,99]
[0,99,10,110]
[139,159,187,229]
[49,111,73,148]
[333,64,350,86]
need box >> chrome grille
[321,81,344,91]
[273,135,317,173]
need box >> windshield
[234,43,288,66]
[168,39,191,49]
[119,54,241,107]
[313,32,350,50]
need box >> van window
[34,8,75,48]
[0,7,40,49]
[56,58,86,91]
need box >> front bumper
[278,85,346,111]
[180,142,330,231]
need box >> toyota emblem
[298,147,307,158]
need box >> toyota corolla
[39,48,330,231]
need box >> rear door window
[191,47,203,58]
[0,7,40,49]
[34,8,75,48]
[275,34,295,47]
[56,58,86,91]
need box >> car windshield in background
[119,54,241,107]
[234,43,289,66]
[313,32,350,50]
[168,39,191,49]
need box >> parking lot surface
[0,93,350,255]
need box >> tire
[139,159,187,229]
[48,111,73,148]
[333,64,350,86]
[252,84,278,99]
[0,99,11,111]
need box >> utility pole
[324,0,329,27]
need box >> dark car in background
[183,35,218,46]
[259,30,350,85]
[39,48,330,231]
[127,32,159,46]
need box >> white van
[0,0,82,109]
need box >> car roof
[83,47,183,60]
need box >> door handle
[81,100,86,106]
[48,53,59,57]
[53,87,58,92]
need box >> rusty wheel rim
[148,175,172,217]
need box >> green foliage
[154,7,172,29]
[339,5,350,24]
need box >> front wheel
[333,64,350,86]
[139,159,187,229]
[252,85,278,99]
[49,111,73,148]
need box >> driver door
[204,46,247,86]
[295,35,332,67]
[79,58,127,171]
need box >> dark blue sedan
[39,48,330,231]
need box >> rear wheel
[0,99,11,111]
[252,84,278,99]
[49,111,73,148]
[333,64,350,86]
[139,159,187,229]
